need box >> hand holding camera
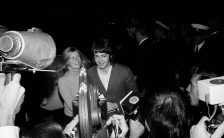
[105,114,129,138]
[190,116,224,138]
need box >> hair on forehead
[92,38,112,54]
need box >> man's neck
[98,64,112,74]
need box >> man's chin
[98,65,105,69]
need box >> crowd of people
[1,15,224,138]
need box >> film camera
[0,29,56,73]
[198,76,224,134]
[119,90,142,119]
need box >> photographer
[186,64,222,124]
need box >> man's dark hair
[91,37,115,64]
[140,88,191,138]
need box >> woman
[57,47,91,127]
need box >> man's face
[186,74,201,106]
[94,52,110,69]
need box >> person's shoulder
[58,72,69,82]
[114,63,132,72]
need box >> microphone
[0,29,56,70]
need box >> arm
[58,78,76,111]
[0,73,25,138]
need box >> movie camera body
[198,76,224,134]
[0,28,56,73]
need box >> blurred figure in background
[125,17,154,94]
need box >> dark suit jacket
[135,38,176,92]
[134,38,153,92]
[192,37,222,73]
[87,63,138,103]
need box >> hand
[107,102,118,111]
[105,114,129,138]
[63,115,79,137]
[129,119,145,138]
[190,116,224,138]
[0,73,25,126]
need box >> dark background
[1,2,224,55]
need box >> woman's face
[67,51,81,69]
[186,74,201,106]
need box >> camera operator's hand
[129,119,145,138]
[0,73,25,126]
[105,114,129,138]
[190,116,224,138]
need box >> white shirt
[97,65,112,91]
[194,41,205,52]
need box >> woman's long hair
[56,47,92,79]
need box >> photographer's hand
[105,114,129,138]
[190,116,224,138]
[0,73,25,126]
[129,119,145,138]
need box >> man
[126,17,176,94]
[88,37,138,115]
[188,23,214,69]
[87,37,139,137]
[126,17,154,94]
